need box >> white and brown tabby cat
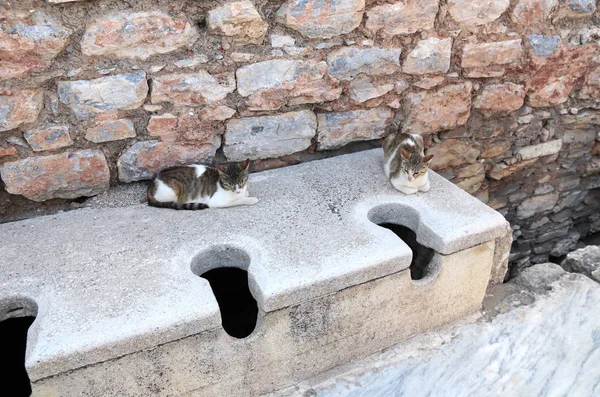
[147,160,259,210]
[383,131,434,195]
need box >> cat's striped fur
[383,131,434,195]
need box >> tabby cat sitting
[383,132,434,195]
[147,160,259,210]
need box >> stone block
[117,140,220,182]
[473,83,526,116]
[511,0,558,27]
[448,0,510,26]
[0,150,109,201]
[327,46,402,81]
[402,38,452,75]
[562,130,597,144]
[224,111,317,161]
[461,40,523,77]
[208,1,268,44]
[365,0,439,36]
[277,0,364,39]
[24,126,73,152]
[58,72,148,119]
[426,139,481,171]
[146,113,224,144]
[151,71,236,106]
[578,65,600,99]
[236,60,341,110]
[81,12,199,59]
[348,76,395,103]
[0,10,72,80]
[561,246,600,282]
[517,193,560,219]
[404,83,473,135]
[85,119,136,143]
[0,90,44,132]
[517,140,563,160]
[316,108,393,150]
[0,146,18,158]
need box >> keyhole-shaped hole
[191,246,259,339]
[377,223,435,280]
[0,298,38,397]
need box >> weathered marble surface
[267,264,600,397]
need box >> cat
[383,131,434,195]
[147,160,259,210]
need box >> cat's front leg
[213,197,259,208]
[396,186,419,195]
[418,179,431,192]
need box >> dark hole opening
[0,316,36,397]
[201,267,258,339]
[378,223,435,280]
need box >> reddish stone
[151,71,236,106]
[81,11,199,60]
[0,10,72,80]
[511,0,558,27]
[316,107,393,150]
[0,90,44,132]
[117,140,220,182]
[24,125,73,152]
[425,139,481,170]
[147,114,224,144]
[578,65,600,100]
[0,150,110,201]
[404,83,473,135]
[462,40,524,77]
[473,83,526,116]
[85,119,136,143]
[366,0,438,36]
[487,159,538,180]
[208,1,268,44]
[0,146,17,157]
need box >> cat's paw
[397,186,419,195]
[418,181,431,192]
[245,197,259,205]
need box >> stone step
[0,149,509,396]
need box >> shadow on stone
[0,297,38,397]
[191,246,258,339]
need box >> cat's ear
[423,154,434,164]
[216,163,228,173]
[400,148,411,160]
[240,159,250,170]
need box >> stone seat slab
[0,149,507,381]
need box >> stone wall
[0,0,599,276]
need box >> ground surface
[266,263,600,397]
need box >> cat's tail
[147,185,208,210]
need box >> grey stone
[348,76,395,103]
[58,72,148,118]
[224,111,317,161]
[270,34,295,48]
[561,246,600,281]
[402,38,452,75]
[562,129,597,144]
[568,0,596,15]
[327,47,402,81]
[551,231,580,257]
[517,193,560,219]
[526,35,560,58]
[536,228,570,244]
[518,140,563,160]
[316,108,393,150]
[448,0,510,26]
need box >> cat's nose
[235,189,241,194]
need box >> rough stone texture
[518,139,563,160]
[426,139,481,171]
[198,106,236,121]
[402,38,452,75]
[58,72,148,119]
[558,0,597,17]
[448,0,510,26]
[0,90,44,132]
[85,119,136,143]
[561,246,600,282]
[404,83,473,135]
[491,222,513,285]
[511,0,559,26]
[462,40,523,77]
[117,140,220,182]
[517,193,560,219]
[0,10,72,80]
[81,12,199,60]
[0,146,18,158]
[366,0,439,36]
[208,1,268,45]
[151,71,236,106]
[578,65,600,99]
[0,150,109,201]
[348,77,395,103]
[327,47,402,80]
[224,111,317,161]
[236,60,342,110]
[0,150,507,396]
[146,113,224,144]
[316,108,393,150]
[276,0,365,39]
[473,83,526,116]
[487,159,538,180]
[24,125,73,152]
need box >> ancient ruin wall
[0,0,599,275]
